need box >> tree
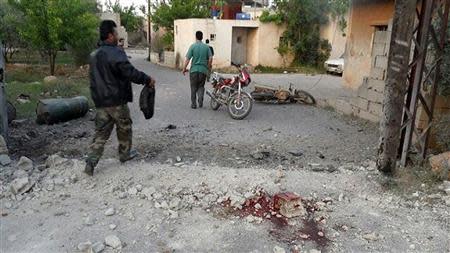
[151,0,211,49]
[260,0,349,66]
[10,0,99,75]
[106,0,144,32]
[0,0,25,62]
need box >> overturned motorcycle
[251,84,316,105]
[206,63,253,120]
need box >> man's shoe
[191,104,197,109]
[198,102,203,108]
[84,161,95,176]
[120,149,140,163]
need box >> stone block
[335,99,354,115]
[358,110,380,123]
[367,89,385,104]
[374,55,388,69]
[367,78,386,93]
[368,102,383,116]
[370,67,386,80]
[355,97,369,111]
[162,51,176,68]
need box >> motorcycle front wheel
[227,92,253,120]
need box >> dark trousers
[190,72,206,106]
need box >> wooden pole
[0,41,8,139]
[148,0,152,61]
[377,0,417,173]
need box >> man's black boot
[120,149,140,163]
[84,160,95,176]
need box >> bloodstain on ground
[215,190,330,251]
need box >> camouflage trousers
[87,104,132,166]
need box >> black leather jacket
[89,41,151,108]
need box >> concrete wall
[343,0,394,89]
[334,28,391,122]
[174,19,287,69]
[320,14,349,59]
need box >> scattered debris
[17,156,33,171]
[10,177,29,195]
[165,124,177,130]
[288,150,304,157]
[273,245,286,253]
[77,241,92,251]
[0,154,11,166]
[104,235,122,249]
[104,208,115,216]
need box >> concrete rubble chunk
[142,186,156,199]
[91,241,105,253]
[104,235,121,249]
[429,152,450,180]
[77,241,92,251]
[273,246,286,253]
[46,154,69,168]
[274,192,306,218]
[0,135,8,154]
[10,177,29,195]
[104,207,115,216]
[0,154,11,166]
[17,156,33,171]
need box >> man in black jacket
[85,20,155,176]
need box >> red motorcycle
[206,62,253,120]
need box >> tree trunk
[0,42,8,138]
[377,0,417,173]
[49,51,57,75]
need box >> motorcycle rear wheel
[227,92,253,120]
[292,90,316,105]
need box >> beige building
[174,19,291,69]
[343,0,394,89]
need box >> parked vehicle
[251,84,316,105]
[324,54,345,75]
[206,62,253,120]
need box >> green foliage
[259,10,283,25]
[162,32,174,51]
[271,0,332,66]
[262,0,349,66]
[106,0,144,32]
[9,0,99,74]
[151,0,211,31]
[328,0,350,34]
[0,0,26,62]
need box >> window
[210,34,216,42]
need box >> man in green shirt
[182,31,213,109]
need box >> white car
[324,56,344,75]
